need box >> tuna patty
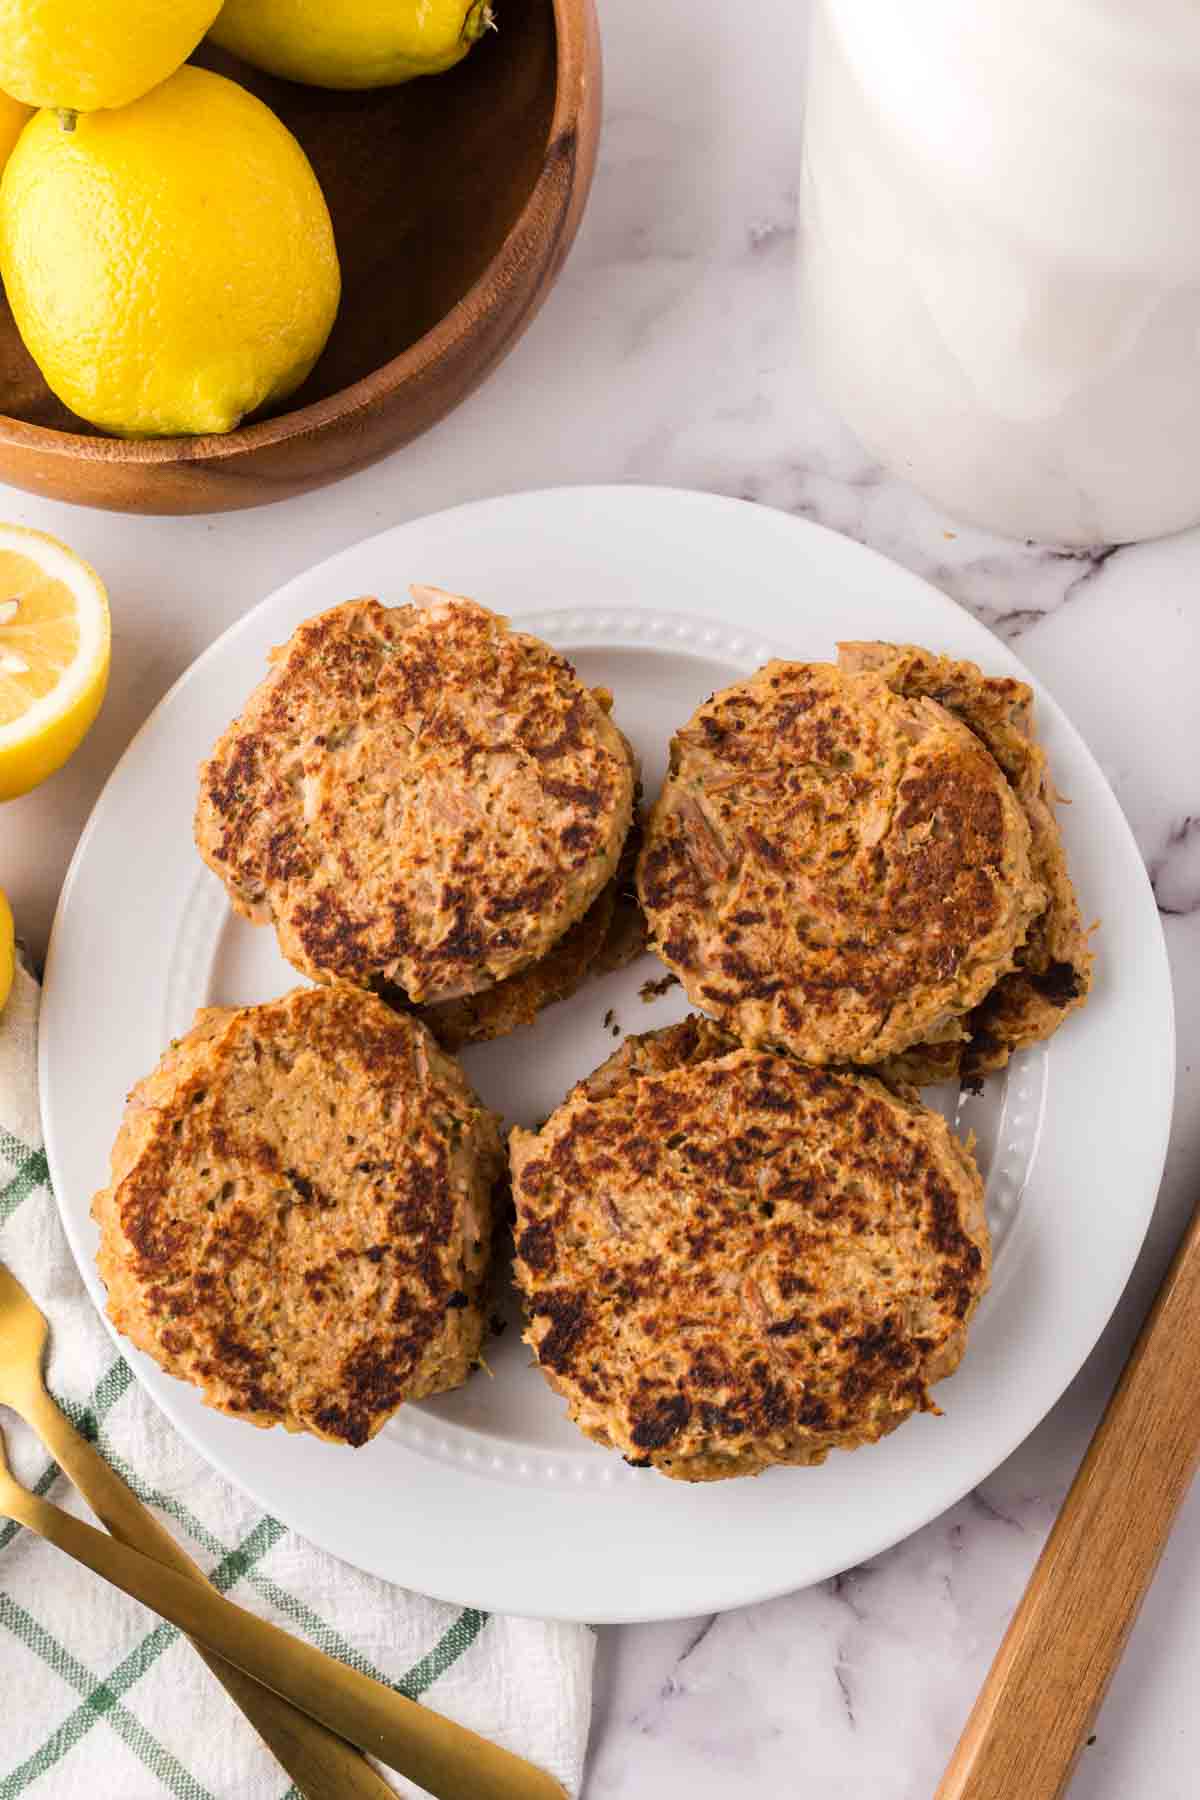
[92,986,504,1447]
[637,661,1045,1066]
[195,590,636,1003]
[510,1017,990,1481]
[838,642,1092,1083]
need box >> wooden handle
[4,1486,564,1800]
[18,1380,395,1800]
[937,1200,1200,1800]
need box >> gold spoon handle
[17,1379,395,1800]
[4,1478,564,1800]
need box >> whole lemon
[0,92,32,180]
[0,67,341,438]
[209,0,491,89]
[0,0,222,112]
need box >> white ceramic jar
[799,0,1200,544]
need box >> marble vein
[1149,816,1200,917]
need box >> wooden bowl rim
[0,0,587,467]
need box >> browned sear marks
[195,591,635,1005]
[838,641,1093,1082]
[510,1018,990,1482]
[92,985,504,1448]
[637,660,1047,1067]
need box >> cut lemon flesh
[0,526,110,801]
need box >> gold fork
[0,1260,391,1798]
[0,1261,563,1800]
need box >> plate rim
[39,484,1175,1621]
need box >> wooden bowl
[0,0,599,513]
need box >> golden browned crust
[839,643,1092,1082]
[92,986,504,1447]
[411,812,647,1051]
[195,591,636,1003]
[511,1018,990,1481]
[413,881,616,1051]
[637,662,1044,1066]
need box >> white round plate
[40,487,1173,1622]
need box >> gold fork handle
[7,1483,565,1800]
[19,1380,395,1800]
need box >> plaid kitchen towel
[0,962,593,1799]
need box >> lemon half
[0,525,110,801]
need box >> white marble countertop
[3,1,1198,1794]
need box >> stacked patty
[196,588,637,1005]
[511,1017,990,1481]
[637,653,1084,1075]
[93,986,504,1446]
